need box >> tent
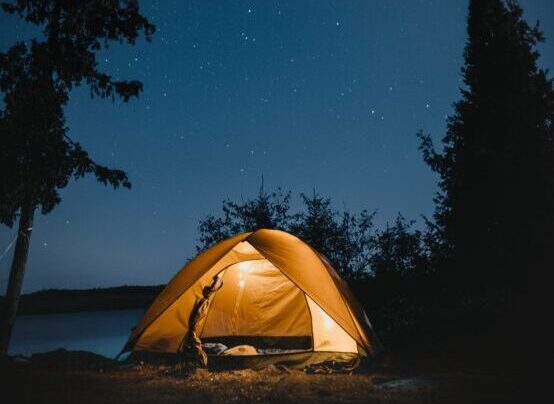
[122,229,382,369]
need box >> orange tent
[123,229,382,366]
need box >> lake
[9,308,145,358]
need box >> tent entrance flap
[200,259,313,341]
[179,273,224,365]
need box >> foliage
[0,0,154,354]
[1,0,155,100]
[196,188,432,282]
[418,0,554,299]
[196,188,379,280]
[290,192,375,280]
[359,215,435,339]
[0,0,155,226]
[370,215,431,282]
[196,187,292,252]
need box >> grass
[0,356,536,404]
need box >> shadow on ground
[0,349,542,403]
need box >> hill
[0,285,164,315]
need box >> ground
[0,352,538,404]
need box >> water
[9,308,145,358]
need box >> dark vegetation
[196,0,554,376]
[0,0,154,354]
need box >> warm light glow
[234,241,258,255]
[238,261,252,271]
[319,307,334,329]
[238,280,245,288]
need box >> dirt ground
[0,358,539,404]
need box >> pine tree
[419,0,554,300]
[0,0,154,354]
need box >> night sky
[1,1,554,292]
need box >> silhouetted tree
[353,215,432,339]
[334,210,376,280]
[370,215,430,282]
[290,192,340,263]
[197,189,377,279]
[0,0,154,354]
[418,0,554,300]
[196,186,292,252]
[291,192,375,280]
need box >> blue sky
[1,0,553,292]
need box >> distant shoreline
[0,285,164,315]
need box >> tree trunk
[0,203,35,355]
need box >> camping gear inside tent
[122,229,382,369]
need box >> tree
[290,192,375,280]
[290,192,340,264]
[357,215,432,339]
[334,210,375,280]
[0,0,154,354]
[196,186,292,252]
[197,188,376,279]
[370,215,430,283]
[418,0,554,300]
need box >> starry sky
[1,0,554,293]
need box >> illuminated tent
[122,229,382,368]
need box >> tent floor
[208,351,360,370]
[128,351,361,371]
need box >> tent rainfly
[122,229,382,369]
